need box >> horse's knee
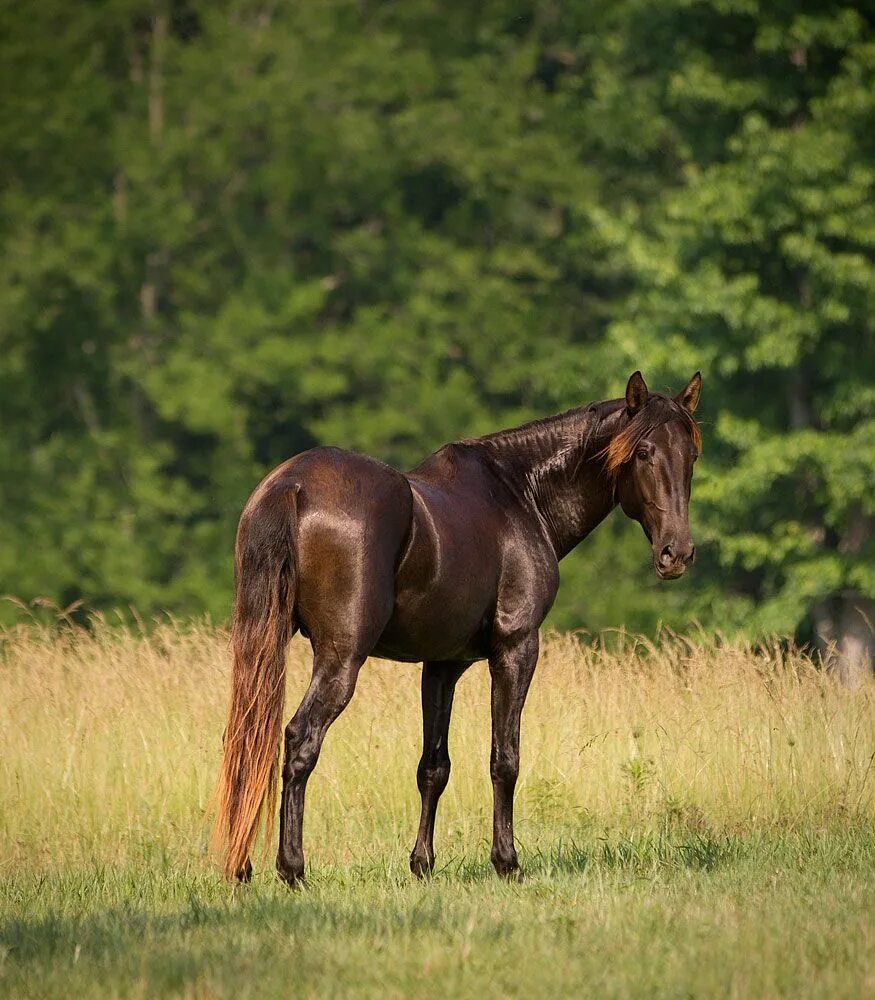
[490,747,519,788]
[417,756,451,797]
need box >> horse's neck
[475,402,625,559]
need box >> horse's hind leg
[276,644,364,886]
[409,660,470,878]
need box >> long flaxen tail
[212,483,298,880]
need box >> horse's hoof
[409,853,434,879]
[277,864,306,889]
[493,859,523,882]
[233,859,253,884]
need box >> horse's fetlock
[276,855,306,887]
[409,849,435,879]
[491,847,520,879]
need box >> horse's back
[244,446,411,525]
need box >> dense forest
[1,1,872,677]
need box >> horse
[214,370,702,884]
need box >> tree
[1,0,871,668]
[603,1,875,679]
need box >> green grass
[1,622,873,998]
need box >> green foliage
[0,1,871,647]
[604,1,875,638]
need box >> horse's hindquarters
[289,448,414,656]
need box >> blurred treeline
[1,1,872,672]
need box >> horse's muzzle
[654,540,695,579]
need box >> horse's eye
[636,447,650,461]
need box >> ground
[1,623,872,998]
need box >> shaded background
[0,0,872,675]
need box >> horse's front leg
[488,630,539,879]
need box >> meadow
[1,620,873,998]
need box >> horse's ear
[625,371,649,416]
[675,371,702,414]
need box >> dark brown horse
[214,370,702,884]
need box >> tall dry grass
[1,620,872,875]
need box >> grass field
[1,621,873,998]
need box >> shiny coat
[213,371,702,883]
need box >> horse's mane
[599,395,701,478]
[460,392,700,486]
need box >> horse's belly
[372,605,493,663]
[374,545,497,662]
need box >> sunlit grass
[1,621,872,998]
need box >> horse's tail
[212,483,299,880]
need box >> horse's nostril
[687,545,696,565]
[659,544,675,566]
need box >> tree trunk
[835,595,874,686]
[813,594,874,687]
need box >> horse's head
[606,371,702,580]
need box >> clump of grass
[0,620,871,874]
[1,621,873,999]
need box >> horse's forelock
[600,397,701,478]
